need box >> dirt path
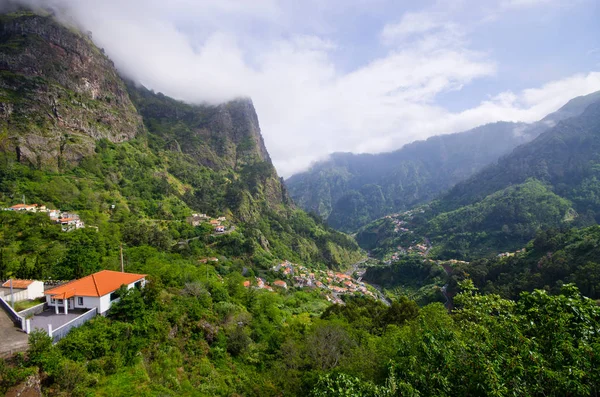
[0,306,28,357]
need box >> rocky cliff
[0,10,142,169]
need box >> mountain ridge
[286,91,600,232]
[0,9,363,270]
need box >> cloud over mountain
[14,0,600,177]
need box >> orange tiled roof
[45,270,146,299]
[1,279,35,289]
[10,204,36,209]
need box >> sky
[15,0,600,177]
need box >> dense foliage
[446,225,600,300]
[427,179,575,259]
[4,279,600,396]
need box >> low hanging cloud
[13,0,600,177]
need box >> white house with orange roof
[44,270,147,315]
[0,279,44,300]
[8,204,46,212]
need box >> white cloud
[13,0,600,177]
[500,0,560,9]
[381,12,445,42]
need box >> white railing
[50,308,97,344]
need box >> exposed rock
[4,373,42,397]
[0,11,142,170]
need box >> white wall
[0,288,28,302]
[26,281,44,300]
[74,296,100,310]
[98,294,112,314]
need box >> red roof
[10,204,37,209]
[45,270,146,299]
[2,279,35,289]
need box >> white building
[44,270,146,315]
[0,280,45,301]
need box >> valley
[0,4,599,397]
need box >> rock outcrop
[0,11,142,169]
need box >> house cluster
[380,210,433,264]
[384,241,431,264]
[3,204,85,231]
[497,248,526,258]
[385,215,412,234]
[187,213,229,233]
[267,261,378,302]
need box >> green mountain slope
[427,179,575,259]
[448,225,600,300]
[356,97,600,262]
[0,9,362,279]
[286,92,600,232]
[439,99,600,217]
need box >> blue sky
[24,0,600,177]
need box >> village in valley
[380,209,432,264]
[243,260,384,305]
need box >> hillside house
[44,270,147,315]
[214,225,225,233]
[8,204,46,212]
[273,280,288,289]
[59,217,85,231]
[48,209,60,221]
[0,279,44,300]
[187,213,209,226]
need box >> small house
[44,270,146,315]
[59,217,85,232]
[214,225,225,233]
[273,280,288,290]
[0,280,45,300]
[9,204,44,212]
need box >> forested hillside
[356,94,600,262]
[286,91,600,232]
[440,99,600,217]
[0,10,362,275]
[447,225,600,300]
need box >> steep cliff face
[127,83,291,218]
[0,11,142,169]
